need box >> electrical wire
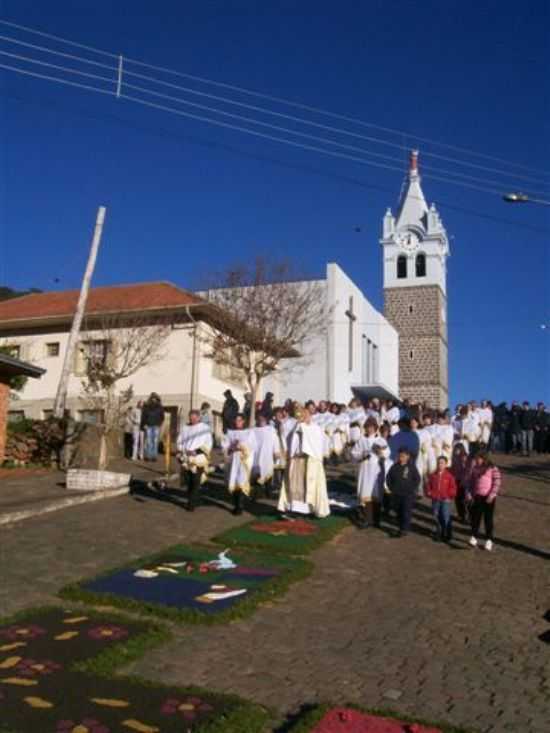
[0,54,532,198]
[1,16,548,186]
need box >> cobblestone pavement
[2,455,549,732]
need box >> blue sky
[1,0,549,404]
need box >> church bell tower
[381,150,450,409]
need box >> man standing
[141,393,164,461]
[386,447,421,537]
[388,417,420,463]
[221,389,239,433]
[520,401,536,457]
[176,409,213,511]
[278,404,330,518]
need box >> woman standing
[450,443,471,523]
[468,452,502,551]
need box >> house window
[4,344,21,359]
[397,255,407,279]
[78,409,104,425]
[7,410,25,422]
[409,350,414,360]
[212,360,244,387]
[416,253,427,277]
[408,305,414,314]
[46,342,60,357]
[74,340,111,376]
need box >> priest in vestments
[176,409,214,511]
[278,404,330,519]
[252,415,279,496]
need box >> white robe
[330,415,349,456]
[478,407,493,445]
[417,427,436,480]
[278,422,330,518]
[351,436,377,501]
[176,423,213,481]
[348,407,366,443]
[222,428,257,495]
[436,425,455,462]
[252,425,278,484]
[313,412,332,457]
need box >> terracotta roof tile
[0,282,202,324]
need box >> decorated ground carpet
[60,544,311,624]
[289,706,470,733]
[212,514,349,554]
[0,607,267,733]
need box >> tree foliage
[201,258,328,425]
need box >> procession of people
[131,390,549,553]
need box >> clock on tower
[380,150,450,410]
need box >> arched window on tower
[397,255,407,279]
[416,252,426,278]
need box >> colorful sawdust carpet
[0,608,266,733]
[212,514,349,554]
[61,545,309,623]
[308,708,443,733]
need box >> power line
[0,54,537,199]
[5,88,550,237]
[1,16,549,186]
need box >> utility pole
[53,206,107,418]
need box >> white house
[263,263,399,405]
[0,282,248,437]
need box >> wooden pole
[53,206,107,418]
[164,412,172,476]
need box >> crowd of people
[126,390,548,553]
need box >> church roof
[395,150,429,231]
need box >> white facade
[264,263,399,404]
[3,322,247,432]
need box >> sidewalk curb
[0,486,129,527]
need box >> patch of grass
[211,514,350,555]
[284,703,477,733]
[59,543,313,625]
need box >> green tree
[0,345,28,392]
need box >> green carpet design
[287,704,474,733]
[60,544,312,624]
[211,514,349,554]
[0,607,267,733]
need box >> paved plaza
[1,454,549,732]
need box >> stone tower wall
[384,285,448,409]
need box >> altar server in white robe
[252,415,279,495]
[347,399,366,445]
[351,436,390,528]
[478,400,493,447]
[458,407,481,455]
[436,413,455,462]
[418,414,437,483]
[330,407,349,459]
[278,404,330,518]
[176,409,214,511]
[273,407,294,494]
[222,413,257,515]
[384,400,401,435]
[313,403,332,459]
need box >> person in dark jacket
[508,403,522,454]
[141,392,165,461]
[520,401,536,456]
[221,389,239,433]
[534,403,549,454]
[386,447,421,537]
[260,391,274,422]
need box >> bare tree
[78,314,170,470]
[201,259,328,426]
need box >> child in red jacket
[426,455,458,542]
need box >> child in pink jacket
[467,452,502,552]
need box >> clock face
[395,231,419,252]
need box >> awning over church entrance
[351,383,400,404]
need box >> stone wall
[384,285,449,409]
[0,380,9,462]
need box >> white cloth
[436,425,454,461]
[177,422,213,479]
[348,407,366,443]
[313,412,332,457]
[252,425,278,484]
[385,406,400,424]
[417,427,436,479]
[330,415,349,455]
[478,407,493,444]
[278,422,330,517]
[222,428,257,495]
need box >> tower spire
[410,149,419,176]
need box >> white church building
[263,263,399,404]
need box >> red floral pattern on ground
[311,708,443,733]
[56,718,110,733]
[15,658,61,676]
[0,624,46,641]
[250,519,317,536]
[160,695,214,720]
[87,625,128,641]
